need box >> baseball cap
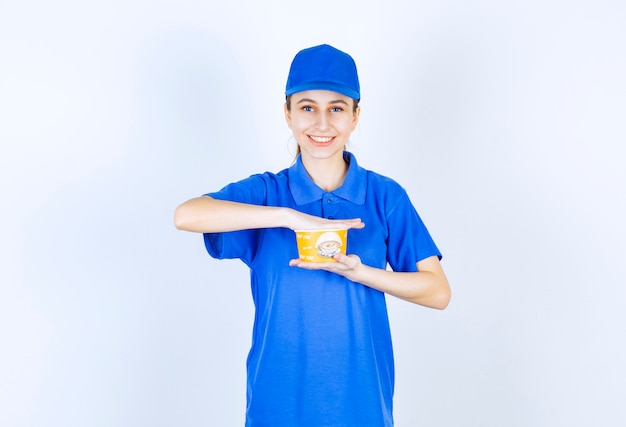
[285,44,360,100]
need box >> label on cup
[294,229,348,262]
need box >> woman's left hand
[289,253,363,281]
[289,254,451,309]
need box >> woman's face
[285,90,360,162]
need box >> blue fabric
[203,152,441,427]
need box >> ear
[351,106,361,131]
[284,103,292,129]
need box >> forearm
[350,264,451,309]
[293,254,451,309]
[174,196,365,233]
[174,196,291,233]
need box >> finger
[289,259,339,271]
[334,253,358,262]
[297,263,328,271]
[346,222,365,230]
[343,219,365,229]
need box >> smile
[309,135,334,144]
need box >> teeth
[310,136,333,143]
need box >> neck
[301,152,349,192]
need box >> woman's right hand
[175,196,365,234]
[286,209,365,231]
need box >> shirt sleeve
[385,189,442,273]
[202,174,267,266]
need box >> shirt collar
[288,151,367,205]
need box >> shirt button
[327,198,333,203]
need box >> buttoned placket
[321,193,341,220]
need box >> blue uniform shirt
[204,152,441,427]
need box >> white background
[1,0,625,426]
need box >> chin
[301,146,345,161]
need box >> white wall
[1,1,625,426]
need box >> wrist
[345,258,369,283]
[279,207,296,229]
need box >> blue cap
[285,44,360,100]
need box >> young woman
[174,44,451,427]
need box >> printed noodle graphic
[315,231,342,258]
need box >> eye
[330,107,344,113]
[302,105,314,112]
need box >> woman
[174,44,451,427]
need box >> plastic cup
[294,229,348,262]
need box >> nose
[315,111,330,131]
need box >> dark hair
[285,95,360,158]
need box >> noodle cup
[294,229,348,262]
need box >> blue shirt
[204,152,441,427]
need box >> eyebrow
[296,98,350,106]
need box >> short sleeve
[385,190,441,272]
[202,174,268,265]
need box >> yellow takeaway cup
[294,229,348,263]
